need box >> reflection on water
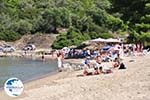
[0,57,57,87]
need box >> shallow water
[0,57,57,88]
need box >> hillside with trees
[0,0,149,49]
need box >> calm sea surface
[0,57,57,88]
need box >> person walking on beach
[57,53,63,72]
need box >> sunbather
[102,64,112,74]
[83,57,91,75]
[94,55,102,74]
[113,58,120,68]
[84,56,91,68]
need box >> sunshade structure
[90,38,106,43]
[102,45,112,51]
[90,38,121,43]
[79,38,122,50]
[105,38,121,43]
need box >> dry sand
[0,55,150,100]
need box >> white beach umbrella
[90,38,106,43]
[105,38,121,43]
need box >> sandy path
[0,55,150,100]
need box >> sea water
[0,57,57,88]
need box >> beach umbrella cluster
[90,38,121,43]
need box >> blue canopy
[102,45,112,51]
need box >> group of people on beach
[123,43,144,56]
[81,43,147,76]
[83,46,126,76]
[38,42,148,74]
[55,42,148,74]
[54,43,125,73]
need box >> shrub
[88,32,100,39]
[52,27,90,49]
[99,33,114,39]
[0,31,21,41]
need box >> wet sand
[0,55,150,100]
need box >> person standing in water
[57,53,63,72]
[41,52,45,61]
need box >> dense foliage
[110,0,150,44]
[0,0,149,48]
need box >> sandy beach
[0,55,150,100]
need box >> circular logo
[4,78,24,97]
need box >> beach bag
[119,63,126,69]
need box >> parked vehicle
[3,45,15,52]
[0,46,3,52]
[23,44,36,51]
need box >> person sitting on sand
[113,58,120,68]
[94,66,99,75]
[94,55,102,75]
[83,56,94,75]
[102,64,112,74]
[84,56,91,68]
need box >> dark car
[23,44,36,51]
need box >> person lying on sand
[102,65,113,74]
[81,65,112,77]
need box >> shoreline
[0,66,59,90]
[0,55,83,90]
[0,70,73,100]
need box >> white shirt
[57,57,62,68]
